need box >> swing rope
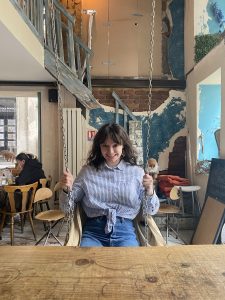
[143,0,156,246]
[49,0,74,236]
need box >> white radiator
[63,108,87,177]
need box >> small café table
[0,245,225,299]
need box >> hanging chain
[143,0,156,246]
[49,0,74,226]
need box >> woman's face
[16,159,25,170]
[100,137,123,167]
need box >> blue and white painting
[89,90,186,170]
[195,0,225,35]
[198,84,221,161]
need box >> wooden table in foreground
[0,245,225,299]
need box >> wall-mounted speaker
[48,89,58,102]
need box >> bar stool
[158,187,183,244]
[175,185,201,216]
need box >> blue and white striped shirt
[60,159,159,233]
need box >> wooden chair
[157,186,183,244]
[0,182,38,245]
[39,176,52,189]
[34,187,65,246]
[37,176,53,211]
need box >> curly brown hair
[87,123,137,169]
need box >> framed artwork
[205,158,225,204]
[191,196,225,244]
[192,159,225,245]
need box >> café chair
[0,182,38,245]
[37,176,53,211]
[34,187,65,246]
[157,186,183,244]
[39,176,52,189]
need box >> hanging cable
[142,0,156,246]
[49,0,74,236]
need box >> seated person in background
[15,152,46,186]
[0,153,45,222]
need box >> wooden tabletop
[0,245,225,299]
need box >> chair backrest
[214,128,220,151]
[39,176,52,188]
[53,182,63,192]
[169,186,180,201]
[39,178,47,187]
[34,187,53,203]
[4,182,38,213]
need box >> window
[197,68,221,162]
[0,95,39,157]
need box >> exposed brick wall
[93,87,170,112]
[60,0,82,37]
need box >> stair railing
[10,0,92,90]
[112,91,137,131]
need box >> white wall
[185,41,225,206]
[0,86,79,199]
[184,0,194,75]
[82,0,162,77]
[0,0,44,65]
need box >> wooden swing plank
[0,245,225,299]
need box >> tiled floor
[0,215,194,246]
[160,229,193,245]
[0,216,68,246]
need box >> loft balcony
[0,0,100,109]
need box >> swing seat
[65,203,166,247]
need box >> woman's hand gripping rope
[142,173,154,196]
[142,173,154,246]
[60,169,74,213]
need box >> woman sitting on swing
[60,123,159,247]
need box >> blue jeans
[80,216,139,247]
